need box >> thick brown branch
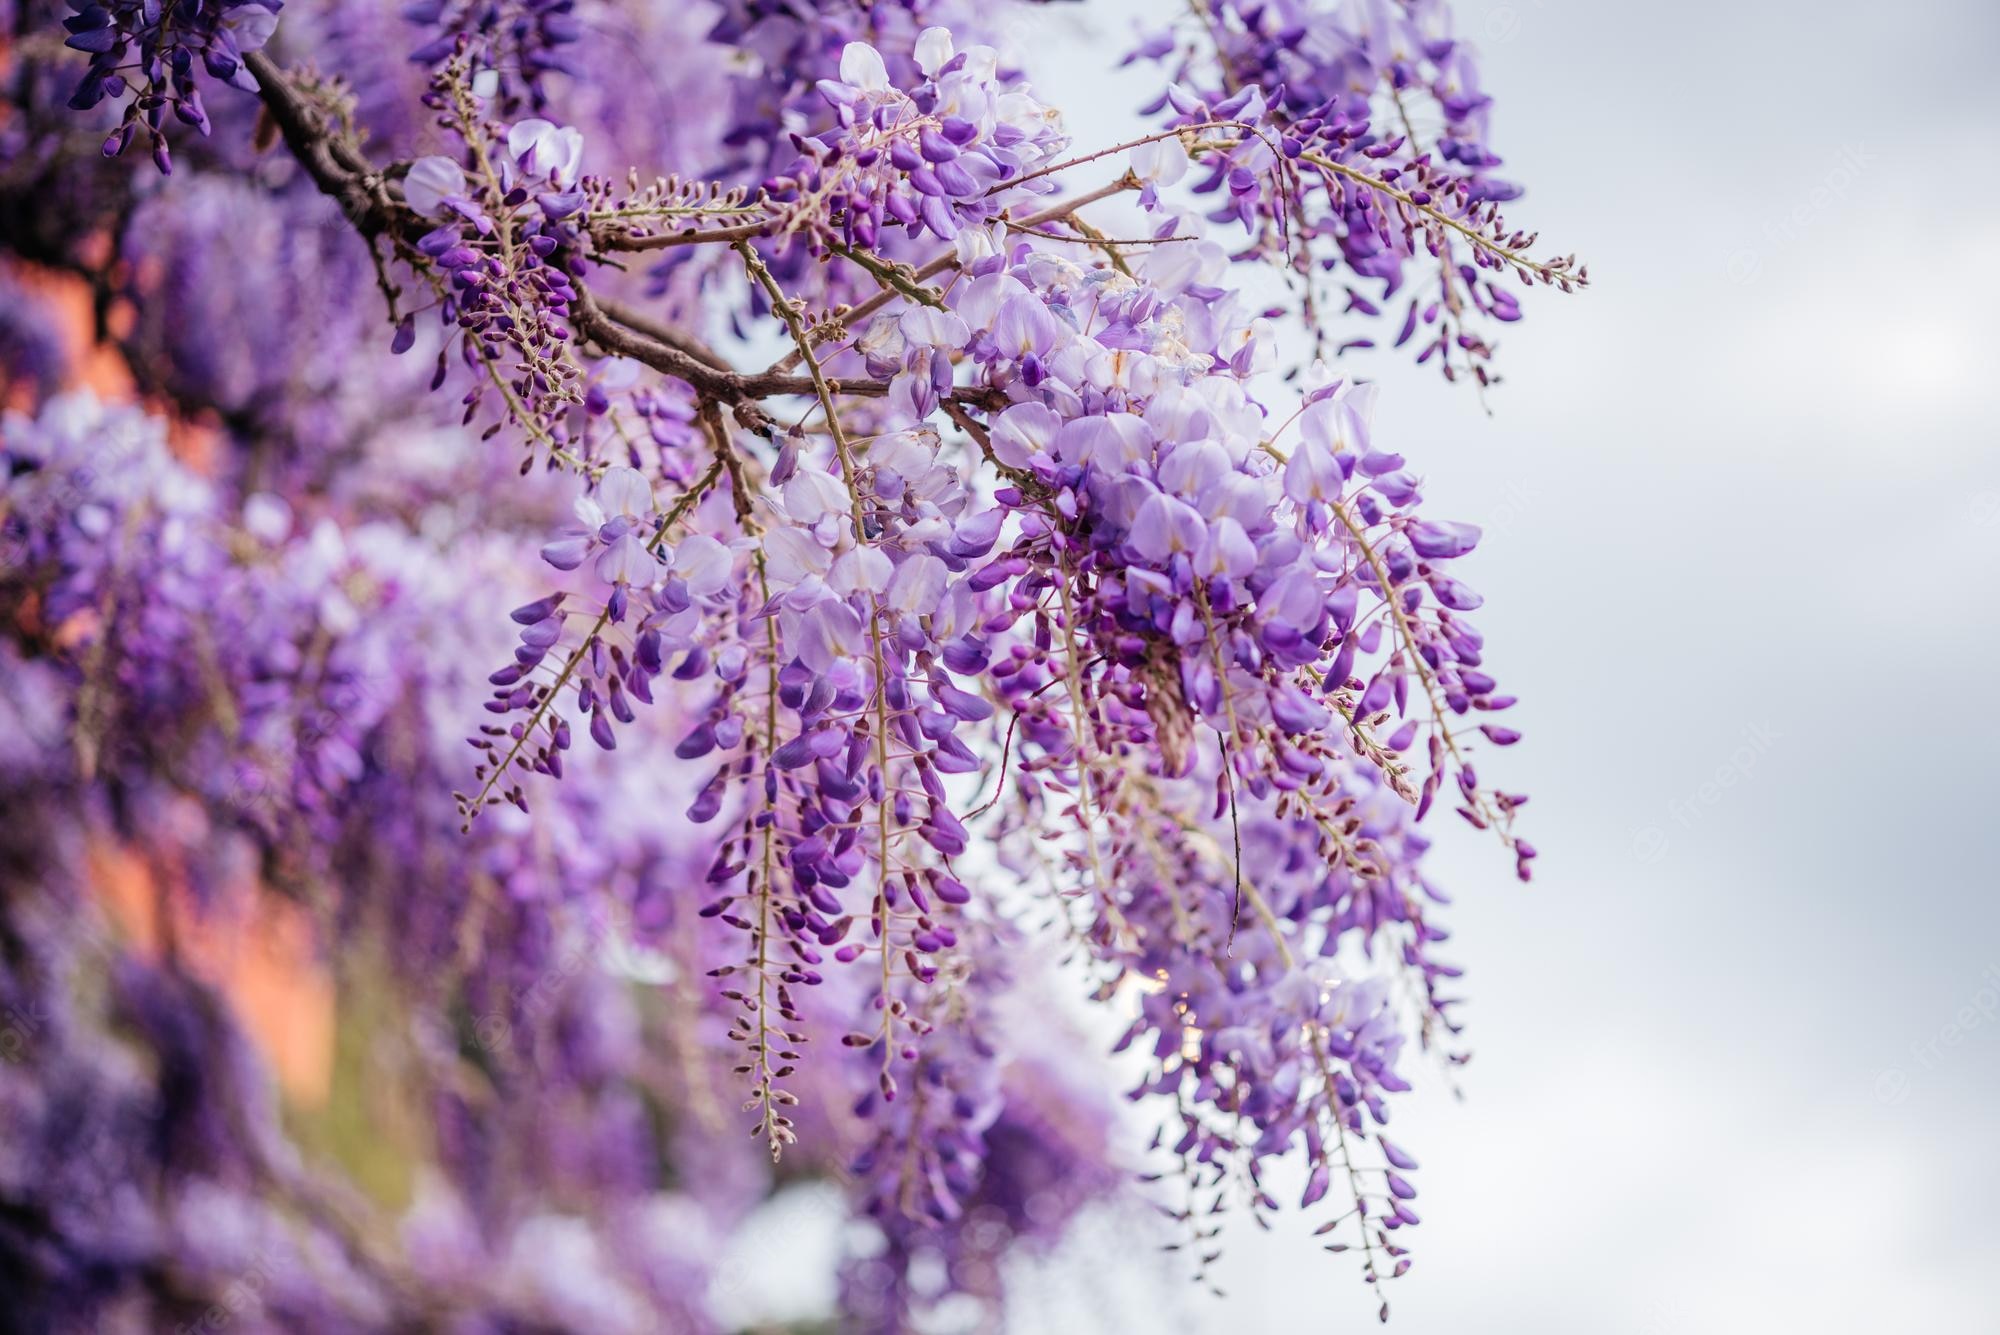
[597,219,772,252]
[241,52,1005,430]
[763,172,1140,375]
[572,287,1003,418]
[245,52,397,235]
[591,294,732,372]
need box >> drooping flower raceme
[765,28,1070,250]
[64,0,280,171]
[2,0,1585,1327]
[1134,0,1585,383]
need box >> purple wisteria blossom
[766,29,1069,249]
[1,0,1587,1327]
[1134,0,1584,383]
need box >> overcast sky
[720,2,2000,1329]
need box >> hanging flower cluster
[403,0,581,113]
[765,29,1070,249]
[2,0,1588,1327]
[0,391,1121,1331]
[62,0,280,171]
[1135,0,1586,383]
[379,60,608,456]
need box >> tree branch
[241,52,1006,431]
[245,52,396,236]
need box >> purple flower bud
[1405,519,1481,560]
[541,535,591,570]
[511,594,564,625]
[589,707,616,751]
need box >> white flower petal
[885,553,948,613]
[830,545,893,595]
[914,27,954,79]
[403,156,465,218]
[596,466,653,519]
[764,527,832,586]
[783,467,849,525]
[1132,135,1189,187]
[839,42,890,94]
[596,534,660,587]
[672,534,733,596]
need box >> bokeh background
[720,1,2000,1329]
[6,0,1994,1330]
